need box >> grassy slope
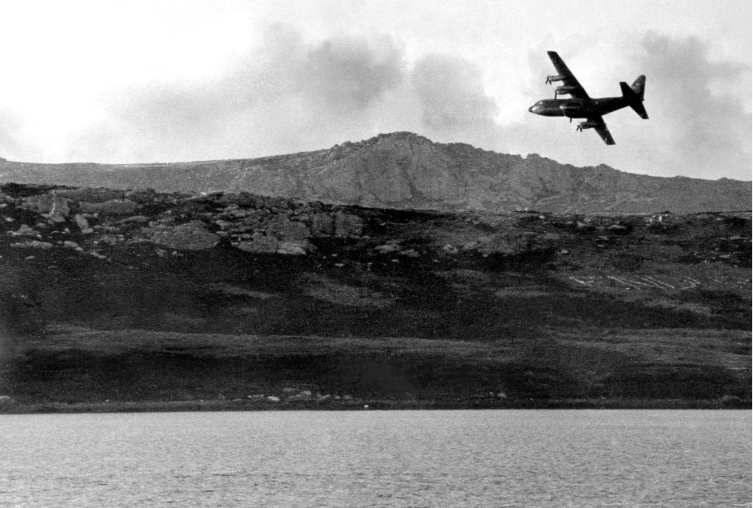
[0,185,750,410]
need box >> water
[0,410,750,507]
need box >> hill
[0,182,749,411]
[1,132,750,214]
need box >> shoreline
[1,398,750,414]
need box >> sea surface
[0,410,750,507]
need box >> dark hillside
[0,183,749,410]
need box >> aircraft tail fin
[630,75,645,100]
[620,77,648,119]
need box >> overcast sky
[0,0,750,180]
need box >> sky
[0,0,750,180]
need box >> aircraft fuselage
[528,97,629,119]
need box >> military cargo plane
[528,51,648,145]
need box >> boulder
[124,188,158,204]
[267,215,310,240]
[187,191,223,203]
[10,240,53,249]
[213,219,234,230]
[311,213,335,236]
[607,224,630,233]
[63,241,84,252]
[442,244,459,255]
[79,199,138,216]
[9,224,40,238]
[235,235,313,255]
[239,214,266,229]
[55,188,124,202]
[22,193,70,221]
[145,221,220,250]
[398,248,420,258]
[119,215,149,225]
[74,214,94,234]
[288,390,314,401]
[334,212,364,237]
[375,242,401,254]
[235,235,279,254]
[97,235,122,246]
[277,241,310,256]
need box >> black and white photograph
[0,1,750,506]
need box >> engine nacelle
[545,75,566,84]
[554,85,578,96]
[576,120,601,132]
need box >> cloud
[289,33,404,115]
[88,25,407,162]
[630,32,751,179]
[411,54,499,137]
[73,25,507,163]
[0,107,22,158]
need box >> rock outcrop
[144,221,220,251]
[0,133,748,214]
[22,193,70,222]
[1,184,371,257]
[79,199,138,216]
[2,182,750,270]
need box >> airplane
[528,51,648,145]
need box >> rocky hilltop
[1,132,749,213]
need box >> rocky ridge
[1,132,749,214]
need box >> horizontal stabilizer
[620,81,649,119]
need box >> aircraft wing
[591,117,615,145]
[547,51,590,99]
